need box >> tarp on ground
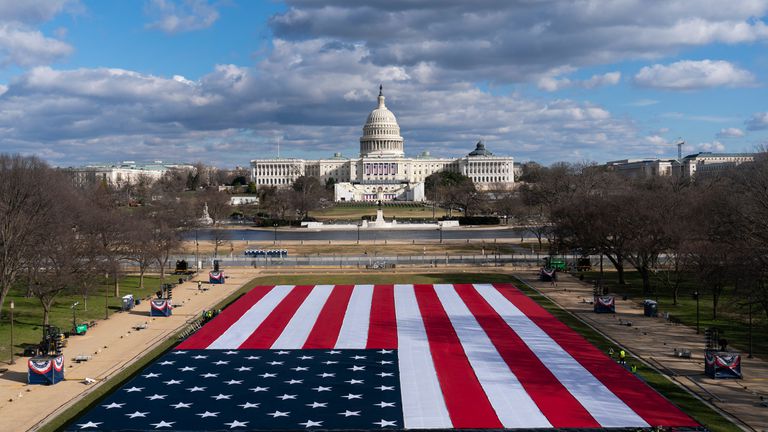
[28,355,64,385]
[69,283,698,431]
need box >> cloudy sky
[0,0,767,167]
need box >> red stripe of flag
[413,284,502,428]
[176,285,274,350]
[366,285,397,349]
[454,284,599,428]
[492,283,698,427]
[303,285,354,349]
[238,285,314,349]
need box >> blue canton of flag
[68,349,402,431]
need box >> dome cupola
[360,85,404,158]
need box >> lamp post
[9,300,14,365]
[273,223,278,245]
[195,229,200,270]
[104,272,109,319]
[71,301,79,333]
[357,223,361,245]
[693,290,700,334]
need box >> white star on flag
[223,350,238,355]
[291,366,309,371]
[267,410,290,418]
[326,350,341,354]
[238,402,260,408]
[317,372,334,378]
[249,386,269,392]
[345,379,364,384]
[102,402,124,409]
[172,351,187,355]
[196,411,219,418]
[224,420,249,428]
[339,410,361,417]
[284,379,303,384]
[341,393,362,400]
[348,365,365,371]
[159,361,174,365]
[312,386,331,392]
[186,386,206,392]
[376,372,393,377]
[373,419,397,427]
[213,360,229,365]
[77,421,102,429]
[124,386,143,392]
[298,355,314,360]
[268,361,284,365]
[235,366,252,371]
[146,394,166,400]
[192,355,207,359]
[200,373,218,378]
[299,419,323,428]
[142,373,160,378]
[178,366,195,372]
[375,385,395,391]
[351,355,366,360]
[125,411,149,418]
[374,401,396,408]
[149,420,175,428]
[170,402,192,408]
[245,355,261,360]
[276,350,290,355]
[377,349,393,354]
[259,372,277,378]
[306,402,327,408]
[225,379,243,385]
[212,393,232,400]
[277,394,297,400]
[162,379,182,385]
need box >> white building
[606,152,755,180]
[250,86,514,202]
[66,161,193,188]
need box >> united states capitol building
[250,87,514,202]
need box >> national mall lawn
[0,276,164,361]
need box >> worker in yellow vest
[619,349,626,364]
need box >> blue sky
[0,0,766,167]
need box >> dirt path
[519,271,768,431]
[0,268,261,432]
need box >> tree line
[512,153,768,321]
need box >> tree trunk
[41,298,52,326]
[139,266,146,289]
[113,271,119,297]
[640,266,651,295]
[712,284,721,320]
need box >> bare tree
[0,155,54,316]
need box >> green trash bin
[75,324,88,335]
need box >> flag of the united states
[69,283,698,431]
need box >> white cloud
[697,140,726,152]
[627,99,659,107]
[716,127,745,138]
[270,1,768,83]
[537,68,620,92]
[0,24,72,67]
[144,0,219,34]
[0,1,80,24]
[746,112,768,130]
[633,59,755,90]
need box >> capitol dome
[360,85,404,158]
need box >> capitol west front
[250,87,514,202]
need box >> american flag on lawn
[69,283,699,431]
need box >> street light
[273,223,278,245]
[357,223,361,245]
[693,290,700,334]
[9,300,14,365]
[71,301,80,334]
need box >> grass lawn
[309,204,450,221]
[46,272,737,432]
[580,269,767,359]
[0,275,167,360]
